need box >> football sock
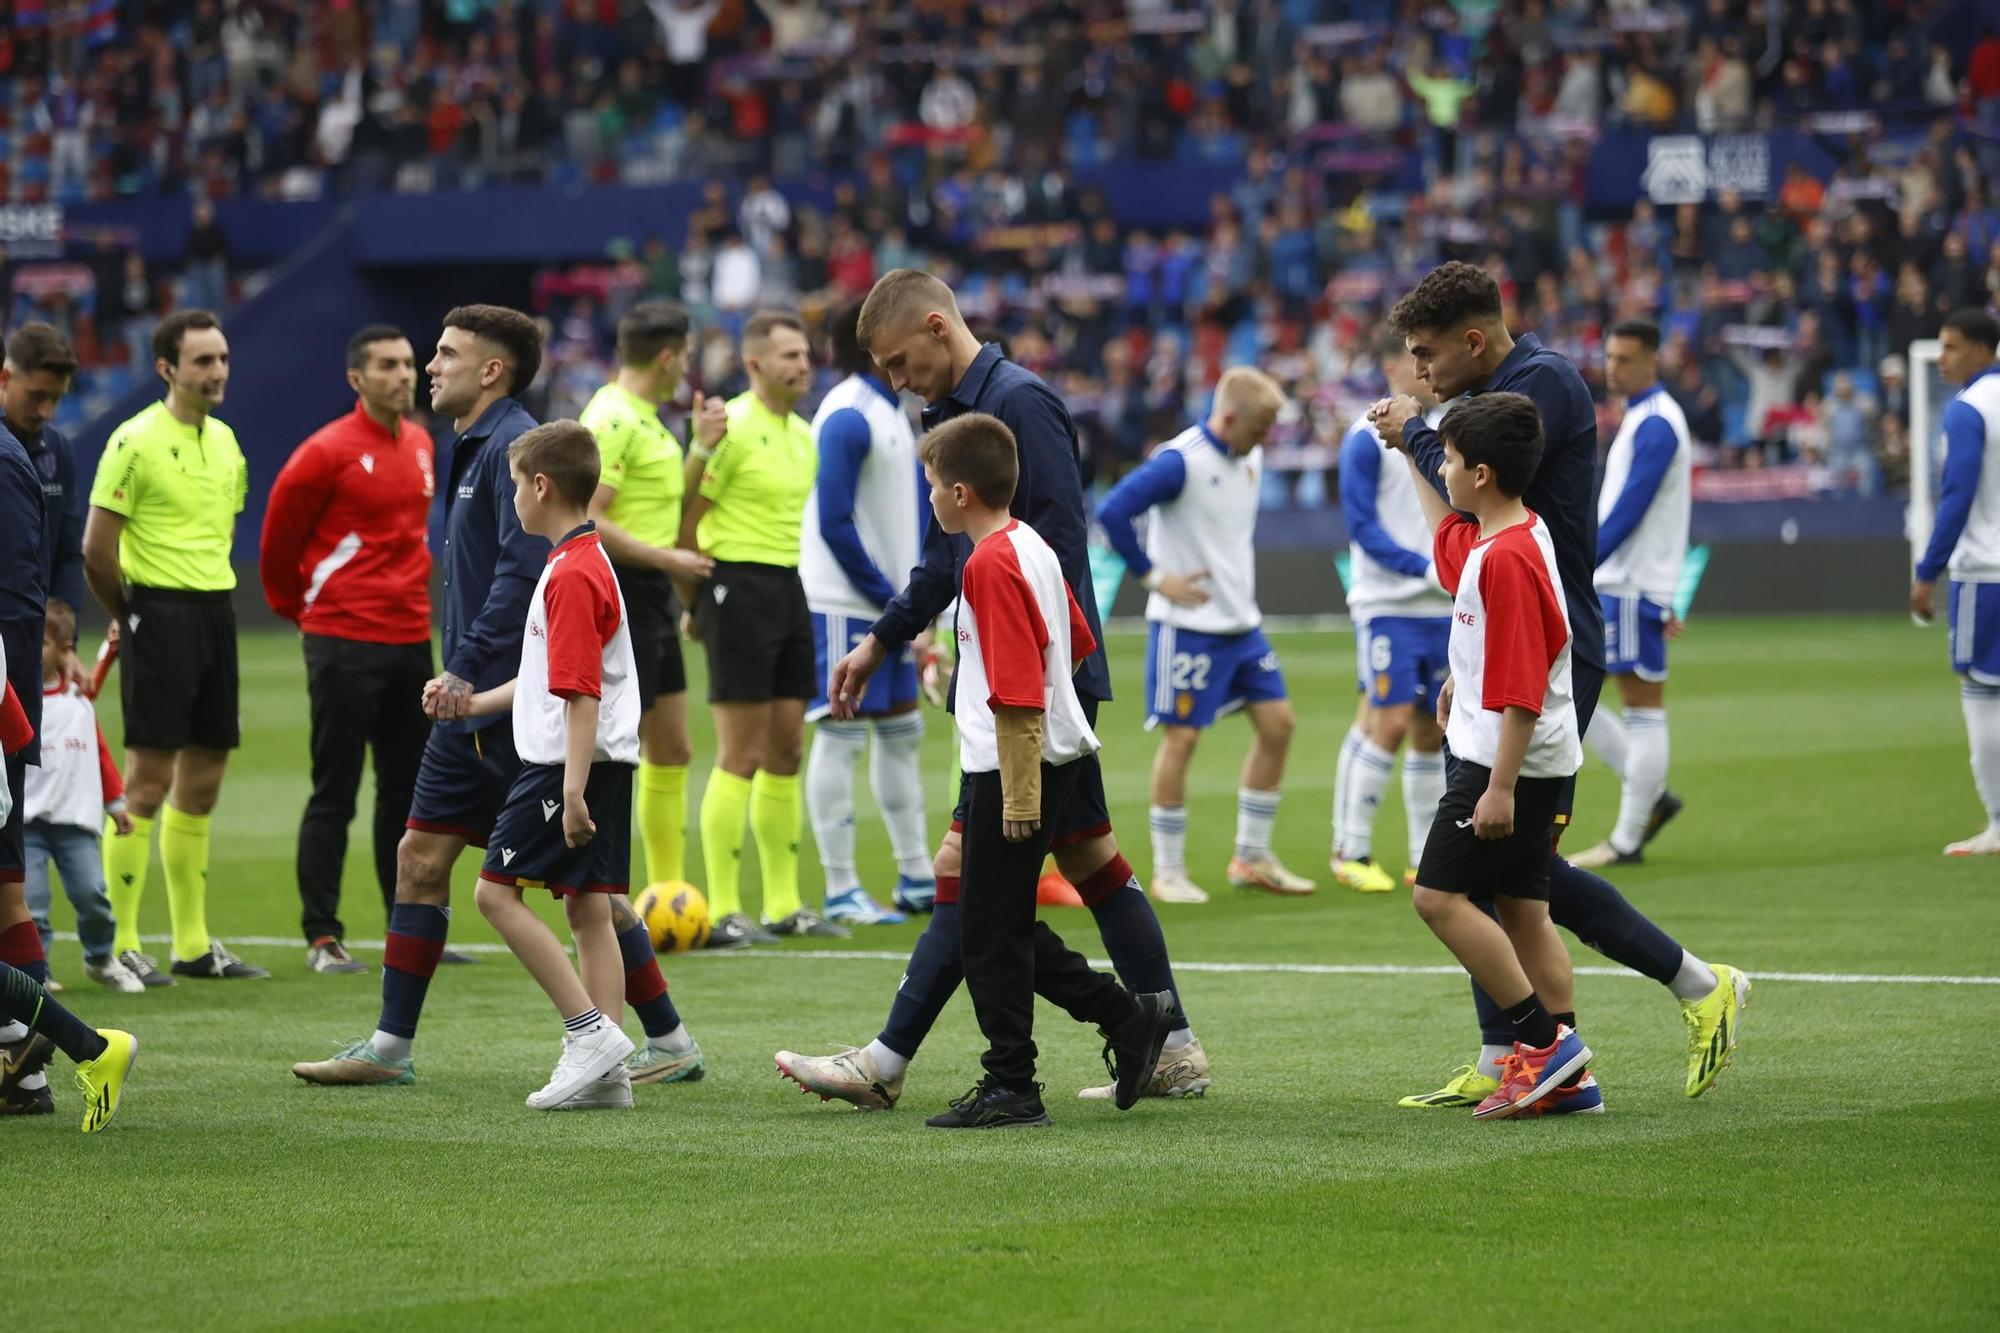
[104,810,153,955]
[636,762,689,885]
[1963,681,2000,829]
[1234,787,1279,861]
[0,919,47,984]
[749,770,803,921]
[1547,857,1684,984]
[1331,725,1364,857]
[1611,707,1668,854]
[0,1019,23,1042]
[563,1007,605,1035]
[1502,993,1558,1050]
[698,768,752,918]
[374,902,449,1051]
[877,900,962,1059]
[0,960,107,1064]
[1669,950,1720,1002]
[806,722,867,895]
[1148,804,1188,875]
[1342,740,1395,862]
[1584,706,1629,776]
[1165,1027,1193,1050]
[869,713,932,879]
[615,919,682,1040]
[158,805,213,962]
[1082,860,1191,1034]
[1402,749,1445,869]
[1476,1044,1510,1080]
[863,1037,909,1080]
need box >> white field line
[75,934,2000,987]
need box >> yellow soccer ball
[634,881,710,953]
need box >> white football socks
[1332,725,1365,857]
[1584,706,1629,775]
[1611,707,1669,854]
[0,1019,26,1043]
[1234,787,1280,862]
[370,1030,413,1062]
[1963,682,2000,830]
[1669,951,1720,1002]
[1149,804,1188,875]
[869,713,933,879]
[1476,1044,1511,1080]
[649,1023,695,1054]
[1165,1027,1194,1051]
[1341,740,1396,861]
[806,721,869,894]
[862,1038,908,1080]
[1402,749,1445,869]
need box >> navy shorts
[480,761,634,897]
[1143,623,1286,729]
[949,695,1110,849]
[807,610,919,721]
[406,722,521,848]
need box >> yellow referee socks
[637,762,689,885]
[159,805,213,963]
[750,770,803,923]
[104,812,154,955]
[699,768,752,918]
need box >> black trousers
[959,759,1136,1092]
[298,635,434,944]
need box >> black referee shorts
[694,561,814,704]
[120,585,240,751]
[1415,759,1568,902]
[615,562,687,711]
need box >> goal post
[1909,337,1944,576]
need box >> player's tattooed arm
[425,672,477,720]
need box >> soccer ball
[634,881,710,953]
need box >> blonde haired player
[1095,367,1314,902]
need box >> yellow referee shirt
[696,391,817,567]
[580,381,684,551]
[89,400,248,591]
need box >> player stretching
[1370,263,1745,1104]
[83,310,264,981]
[1570,321,1690,868]
[579,303,716,901]
[776,269,1207,1108]
[1333,332,1450,895]
[1911,307,2000,856]
[802,301,935,924]
[1095,367,1314,904]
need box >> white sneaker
[551,1066,635,1111]
[1228,854,1317,895]
[84,958,145,995]
[1149,869,1210,905]
[1944,826,2000,856]
[526,1023,637,1110]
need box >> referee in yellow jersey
[579,303,717,886]
[82,310,267,982]
[678,310,849,945]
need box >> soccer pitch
[9,614,1997,1329]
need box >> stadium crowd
[7,0,2000,498]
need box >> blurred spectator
[182,199,231,314]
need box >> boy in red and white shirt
[454,421,684,1113]
[24,601,141,993]
[917,413,1175,1130]
[1401,393,1595,1121]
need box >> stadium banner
[1585,131,1842,212]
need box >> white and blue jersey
[1595,384,1692,682]
[802,373,923,718]
[1339,409,1451,711]
[1097,420,1286,728]
[1919,365,2000,684]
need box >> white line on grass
[78,934,2000,987]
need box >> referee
[678,310,850,946]
[578,302,715,892]
[83,309,266,981]
[259,325,436,975]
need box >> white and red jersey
[1434,512,1581,779]
[258,403,436,645]
[955,520,1101,775]
[25,683,126,832]
[514,526,639,767]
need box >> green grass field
[8,614,1999,1330]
